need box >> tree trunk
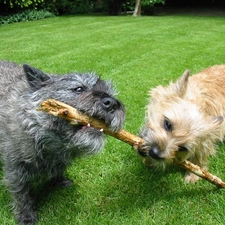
[133,0,141,17]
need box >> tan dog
[138,65,225,182]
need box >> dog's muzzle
[149,146,162,160]
[101,97,119,113]
[138,145,163,160]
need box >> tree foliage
[0,0,165,16]
[0,0,100,14]
[2,0,44,8]
[133,0,165,16]
[142,0,165,7]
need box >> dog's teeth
[87,123,91,127]
[100,128,103,132]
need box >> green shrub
[0,9,55,25]
[142,0,165,15]
[54,0,93,15]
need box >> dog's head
[22,64,125,154]
[138,70,223,167]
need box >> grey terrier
[0,61,125,225]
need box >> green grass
[0,11,225,225]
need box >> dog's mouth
[138,142,163,160]
[72,122,104,135]
[138,144,189,161]
[81,123,103,133]
[72,93,125,133]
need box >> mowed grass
[0,11,225,225]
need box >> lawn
[0,10,225,225]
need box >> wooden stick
[37,99,225,188]
[176,160,225,188]
[37,99,144,148]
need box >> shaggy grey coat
[0,61,125,225]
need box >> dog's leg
[184,156,207,183]
[185,170,200,183]
[49,176,73,188]
[13,191,37,225]
[47,164,73,188]
[3,168,37,225]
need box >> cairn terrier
[138,65,225,183]
[0,61,125,225]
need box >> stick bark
[37,99,225,188]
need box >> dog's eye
[178,146,188,151]
[164,118,172,132]
[73,87,85,93]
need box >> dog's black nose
[101,97,118,112]
[149,147,162,160]
[138,149,148,157]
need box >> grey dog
[0,61,125,225]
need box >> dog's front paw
[184,171,200,183]
[50,176,73,188]
[142,156,155,168]
[17,209,38,225]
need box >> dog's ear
[175,70,190,97]
[23,64,52,90]
[150,85,169,104]
[150,70,190,103]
